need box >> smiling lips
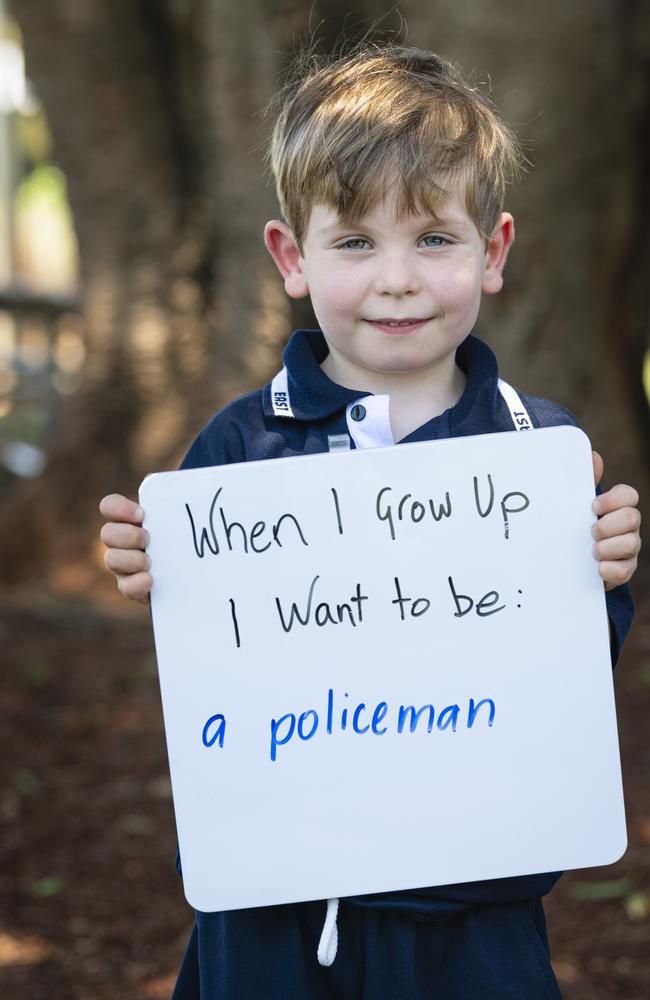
[366,317,430,333]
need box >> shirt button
[350,403,366,421]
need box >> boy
[100,46,640,999]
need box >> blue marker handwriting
[269,689,496,761]
[200,691,496,760]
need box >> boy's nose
[373,256,421,296]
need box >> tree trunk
[2,0,290,587]
[406,0,650,492]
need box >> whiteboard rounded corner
[183,878,219,914]
[138,471,163,505]
[559,423,592,453]
[608,827,629,865]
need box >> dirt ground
[1,584,648,1000]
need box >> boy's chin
[357,356,458,379]
[366,347,460,374]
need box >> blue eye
[421,234,447,248]
[339,238,370,250]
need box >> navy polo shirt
[173,329,634,999]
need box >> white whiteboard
[140,426,626,913]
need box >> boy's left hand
[591,451,641,590]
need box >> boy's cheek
[310,284,360,322]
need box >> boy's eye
[338,237,371,250]
[420,234,448,248]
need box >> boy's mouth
[366,317,430,333]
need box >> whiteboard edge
[135,425,595,492]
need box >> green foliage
[22,661,52,688]
[15,162,70,217]
[624,891,648,921]
[14,768,41,797]
[31,876,65,898]
[569,877,634,901]
[15,109,53,164]
[0,405,49,445]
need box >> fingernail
[592,499,602,515]
[135,505,144,521]
[146,555,152,569]
[144,530,150,546]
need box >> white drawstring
[316,440,346,968]
[317,897,339,966]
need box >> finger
[593,532,642,562]
[104,548,151,575]
[592,451,604,488]
[99,494,144,524]
[599,559,638,590]
[116,571,153,603]
[100,522,149,550]
[591,506,641,541]
[592,484,640,517]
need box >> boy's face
[265,183,513,384]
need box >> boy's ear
[482,213,515,295]
[264,220,310,299]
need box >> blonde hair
[266,44,525,248]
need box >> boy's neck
[320,349,467,442]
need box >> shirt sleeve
[605,583,635,667]
[179,406,247,471]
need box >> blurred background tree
[0,0,648,590]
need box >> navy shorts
[172,897,562,999]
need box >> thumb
[592,450,604,489]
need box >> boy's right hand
[99,494,152,603]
